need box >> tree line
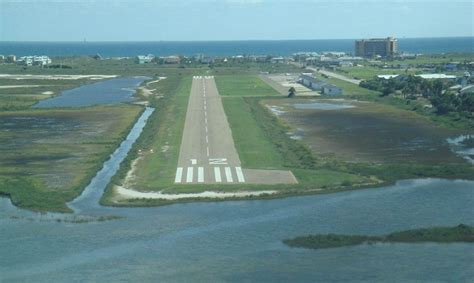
[360,75,473,116]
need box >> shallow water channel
[1,100,473,281]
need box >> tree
[288,87,296,98]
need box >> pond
[34,77,149,108]
[293,101,355,110]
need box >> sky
[0,0,473,41]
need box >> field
[264,98,474,181]
[1,57,472,211]
[103,74,373,207]
[215,75,281,97]
[0,105,143,212]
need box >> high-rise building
[355,37,397,57]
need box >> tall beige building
[355,37,397,57]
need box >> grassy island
[283,224,474,250]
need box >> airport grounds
[0,54,473,212]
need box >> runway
[175,76,297,185]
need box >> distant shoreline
[1,37,473,57]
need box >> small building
[321,84,343,96]
[33,56,52,66]
[270,57,286,64]
[200,56,213,64]
[443,63,458,71]
[92,53,103,60]
[6,55,16,63]
[298,74,326,90]
[162,55,180,64]
[338,61,353,67]
[377,74,400,80]
[136,54,154,64]
[415,74,457,80]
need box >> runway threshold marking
[214,167,222,182]
[235,167,245,183]
[224,167,233,183]
[198,167,204,183]
[175,167,183,183]
[186,167,193,183]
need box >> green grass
[387,53,474,66]
[283,224,474,250]
[103,75,192,193]
[222,97,285,169]
[338,66,423,80]
[215,75,281,96]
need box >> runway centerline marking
[191,159,197,165]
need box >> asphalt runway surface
[175,76,297,185]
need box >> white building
[322,85,343,96]
[17,55,51,66]
[416,74,457,80]
[136,54,155,64]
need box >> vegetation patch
[283,224,474,250]
[215,75,281,97]
[0,105,143,212]
[265,98,474,182]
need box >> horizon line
[1,36,473,43]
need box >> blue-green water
[1,178,473,282]
[1,37,473,57]
[35,77,148,108]
[0,109,473,282]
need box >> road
[174,76,297,185]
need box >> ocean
[0,37,473,57]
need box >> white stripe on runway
[206,146,210,157]
[235,167,245,183]
[214,167,222,182]
[198,167,204,183]
[224,167,233,183]
[186,167,193,183]
[175,167,183,183]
